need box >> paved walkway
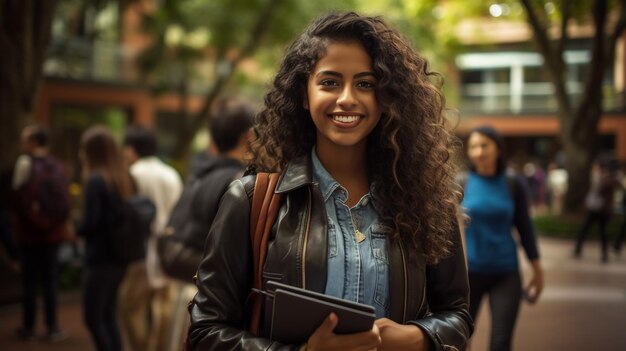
[470,237,626,351]
[0,291,95,351]
[0,237,625,351]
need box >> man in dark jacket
[169,100,254,260]
[162,99,255,351]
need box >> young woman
[78,126,133,351]
[187,12,472,351]
[462,126,544,351]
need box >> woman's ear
[303,98,309,110]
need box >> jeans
[83,264,126,351]
[614,206,626,252]
[19,244,61,332]
[469,271,522,351]
[574,211,610,261]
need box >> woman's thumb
[319,312,338,334]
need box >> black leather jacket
[187,155,473,351]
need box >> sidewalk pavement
[470,236,626,351]
[0,291,95,351]
[0,236,625,351]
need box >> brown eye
[320,79,339,87]
[357,81,375,89]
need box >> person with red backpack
[11,124,71,342]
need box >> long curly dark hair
[251,12,461,264]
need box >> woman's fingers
[307,313,381,351]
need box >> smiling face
[467,131,500,174]
[305,40,381,154]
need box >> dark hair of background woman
[81,126,133,200]
[251,12,461,263]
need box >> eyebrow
[316,70,377,79]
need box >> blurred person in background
[522,160,546,216]
[120,126,182,351]
[575,159,621,263]
[545,161,568,215]
[11,124,72,342]
[160,98,255,351]
[461,125,544,351]
[78,126,134,351]
[0,167,19,271]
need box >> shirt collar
[311,147,343,202]
[310,147,377,209]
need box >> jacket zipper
[398,238,408,322]
[301,187,312,289]
[417,279,426,315]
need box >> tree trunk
[560,107,600,214]
[560,0,607,213]
[0,0,58,174]
[521,0,619,214]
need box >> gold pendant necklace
[351,213,366,243]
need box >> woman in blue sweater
[461,126,544,351]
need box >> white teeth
[332,115,360,123]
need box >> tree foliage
[136,0,355,163]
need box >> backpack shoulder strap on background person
[507,173,520,207]
[248,172,282,336]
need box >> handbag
[248,172,283,336]
[156,231,203,282]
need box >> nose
[469,145,483,159]
[475,146,484,156]
[337,85,357,108]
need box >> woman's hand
[306,313,381,351]
[524,259,544,304]
[374,318,429,351]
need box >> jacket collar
[275,154,314,193]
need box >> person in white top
[546,162,568,215]
[119,126,182,351]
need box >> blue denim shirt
[311,148,390,318]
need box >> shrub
[532,213,625,240]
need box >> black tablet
[266,281,376,344]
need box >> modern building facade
[453,16,626,166]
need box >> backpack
[110,195,156,264]
[17,156,70,231]
[157,160,244,282]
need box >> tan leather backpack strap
[250,173,269,274]
[249,172,282,336]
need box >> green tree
[517,0,626,213]
[137,0,354,163]
[0,0,59,175]
[429,0,626,214]
[0,0,130,177]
